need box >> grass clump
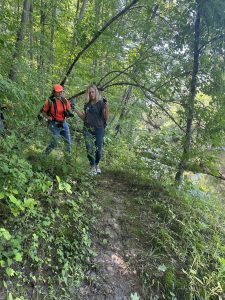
[120,176,225,299]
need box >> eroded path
[77,172,142,300]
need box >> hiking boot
[89,166,97,176]
[96,165,101,174]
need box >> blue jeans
[83,127,104,166]
[45,120,71,155]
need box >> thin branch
[154,12,175,30]
[97,56,148,87]
[97,70,125,86]
[140,88,185,132]
[102,81,150,92]
[99,66,137,88]
[101,81,185,131]
[199,34,225,52]
[152,71,192,93]
[68,89,86,99]
[68,81,137,99]
[101,66,190,105]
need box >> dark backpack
[37,96,67,121]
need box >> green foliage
[123,177,225,299]
[0,132,96,299]
[0,0,225,298]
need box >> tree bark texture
[71,0,89,49]
[39,0,46,73]
[29,1,34,63]
[78,0,89,21]
[114,86,133,136]
[9,0,30,81]
[175,2,201,182]
[50,4,57,74]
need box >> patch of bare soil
[76,173,142,300]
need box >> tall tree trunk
[39,0,46,73]
[71,0,89,50]
[91,0,100,77]
[77,0,89,21]
[9,0,30,81]
[29,0,34,63]
[175,2,201,182]
[76,0,80,18]
[49,4,57,76]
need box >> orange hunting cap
[53,84,63,92]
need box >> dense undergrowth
[104,139,225,300]
[0,133,97,300]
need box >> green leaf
[56,175,61,183]
[6,267,15,277]
[12,189,19,195]
[0,192,5,199]
[0,260,6,267]
[219,258,225,266]
[15,252,23,262]
[32,233,38,241]
[0,228,11,240]
[7,292,13,300]
[23,198,37,210]
[8,195,23,210]
[1,163,9,173]
[42,220,51,226]
[102,239,108,245]
[58,183,64,191]
[190,269,197,275]
[64,182,72,194]
[3,280,7,288]
[7,258,13,266]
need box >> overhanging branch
[60,0,140,86]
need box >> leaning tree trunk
[9,0,30,81]
[175,2,201,182]
[114,86,133,136]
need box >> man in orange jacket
[42,84,72,157]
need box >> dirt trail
[77,173,142,300]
